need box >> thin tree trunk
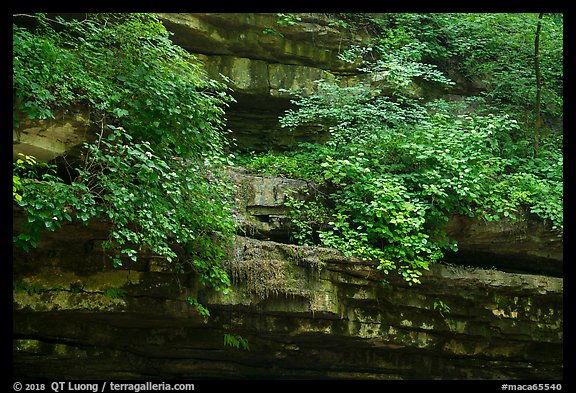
[533,12,544,157]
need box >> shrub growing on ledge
[13,13,236,296]
[236,13,563,285]
[276,80,561,285]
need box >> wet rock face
[229,168,307,241]
[441,214,563,277]
[157,13,363,70]
[12,230,563,380]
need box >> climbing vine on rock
[13,13,236,302]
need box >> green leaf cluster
[223,333,250,351]
[433,298,451,318]
[331,13,562,133]
[13,13,236,294]
[236,13,562,284]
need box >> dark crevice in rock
[442,251,563,278]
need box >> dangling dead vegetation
[223,237,289,299]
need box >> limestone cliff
[13,171,563,380]
[157,13,367,151]
[12,13,563,380]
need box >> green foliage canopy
[237,13,563,284]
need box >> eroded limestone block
[13,110,91,162]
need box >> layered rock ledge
[13,197,563,379]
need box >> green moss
[53,343,68,356]
[14,339,42,353]
[13,289,127,312]
[103,287,127,299]
[67,292,126,310]
[16,270,139,293]
[13,280,46,294]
